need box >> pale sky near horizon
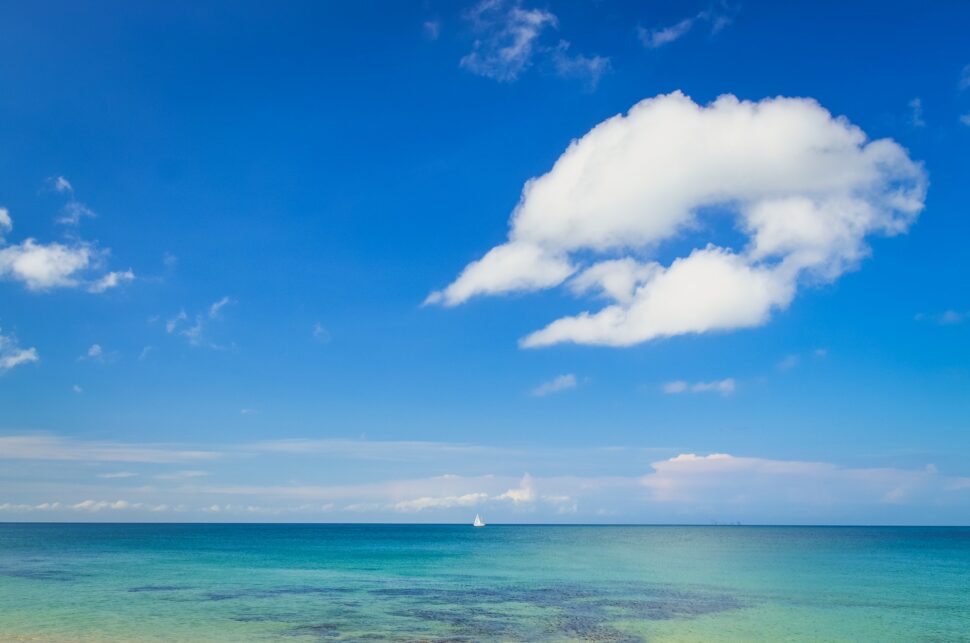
[1,0,968,524]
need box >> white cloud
[0,330,39,373]
[638,5,734,49]
[97,472,137,479]
[960,113,970,127]
[429,92,926,348]
[72,384,83,394]
[531,373,578,397]
[79,343,103,361]
[0,204,132,293]
[0,207,11,238]
[662,378,735,395]
[960,63,970,90]
[908,98,925,128]
[0,238,95,290]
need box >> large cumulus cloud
[427,92,926,347]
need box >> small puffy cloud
[0,204,132,293]
[429,92,926,348]
[80,344,103,361]
[662,378,735,395]
[0,238,95,290]
[459,0,608,87]
[531,373,577,397]
[0,330,39,373]
[638,5,734,49]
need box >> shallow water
[0,524,968,641]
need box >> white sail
[473,514,485,527]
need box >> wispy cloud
[777,354,800,371]
[423,19,441,41]
[154,470,210,480]
[638,4,735,49]
[0,435,219,463]
[531,373,578,397]
[460,0,608,87]
[78,343,103,362]
[312,322,331,343]
[165,297,234,348]
[908,97,926,128]
[0,329,39,373]
[662,378,735,396]
[916,310,968,325]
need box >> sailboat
[473,514,486,527]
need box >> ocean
[1,524,968,641]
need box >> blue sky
[0,0,968,524]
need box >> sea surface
[0,524,968,641]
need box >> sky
[0,0,968,524]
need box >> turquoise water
[1,525,968,641]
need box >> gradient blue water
[1,524,968,641]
